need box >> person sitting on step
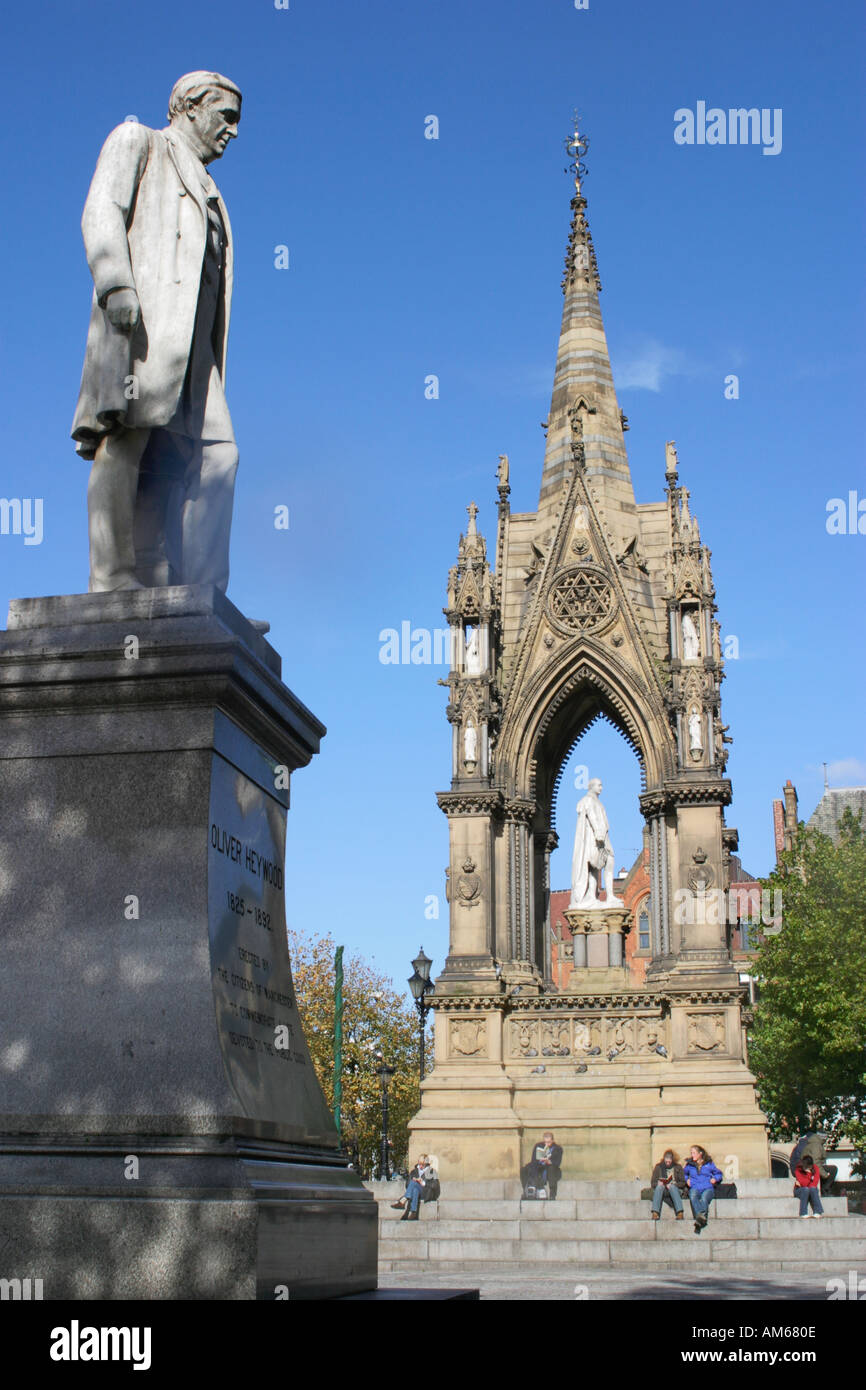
[683,1144,722,1233]
[791,1133,836,1194]
[521,1131,563,1200]
[793,1155,825,1220]
[650,1149,687,1221]
[391,1154,438,1221]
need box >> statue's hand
[105,288,141,331]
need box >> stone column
[504,800,535,965]
[563,908,631,982]
[435,792,501,989]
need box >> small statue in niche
[465,626,483,676]
[688,708,703,757]
[463,719,478,767]
[681,611,700,661]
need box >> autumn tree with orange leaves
[287,929,432,1178]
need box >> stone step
[368,1177,843,1200]
[395,1195,850,1221]
[381,1215,863,1243]
[379,1258,861,1278]
[369,1179,642,1200]
[379,1235,866,1265]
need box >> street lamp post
[376,1062,396,1181]
[407,946,435,1083]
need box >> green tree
[287,929,432,1178]
[748,809,866,1148]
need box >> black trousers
[521,1161,561,1198]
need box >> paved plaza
[379,1265,847,1301]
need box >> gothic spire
[537,118,636,531]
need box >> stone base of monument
[411,985,770,1182]
[563,906,632,971]
[0,587,377,1299]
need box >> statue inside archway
[569,776,624,909]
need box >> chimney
[783,780,798,853]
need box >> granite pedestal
[0,586,377,1299]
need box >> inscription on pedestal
[207,754,333,1136]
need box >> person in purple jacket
[683,1144,723,1233]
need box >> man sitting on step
[521,1132,563,1200]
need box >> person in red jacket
[793,1157,825,1218]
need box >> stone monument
[0,74,377,1299]
[410,122,770,1180]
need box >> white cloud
[826,758,866,785]
[612,337,693,392]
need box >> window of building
[637,897,651,952]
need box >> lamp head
[412,946,433,982]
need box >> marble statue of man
[681,611,700,661]
[570,777,624,909]
[71,72,242,592]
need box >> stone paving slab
[376,1265,859,1299]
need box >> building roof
[807,786,866,841]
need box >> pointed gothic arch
[497,640,675,809]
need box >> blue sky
[1,0,863,995]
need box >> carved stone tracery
[546,566,617,637]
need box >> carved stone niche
[449,1016,488,1058]
[686,1011,726,1054]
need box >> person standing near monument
[793,1155,825,1219]
[569,777,624,909]
[71,71,242,593]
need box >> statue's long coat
[570,791,611,905]
[71,122,233,459]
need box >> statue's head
[167,71,242,164]
[588,777,602,795]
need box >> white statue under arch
[569,776,624,910]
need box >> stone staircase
[367,1179,865,1276]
